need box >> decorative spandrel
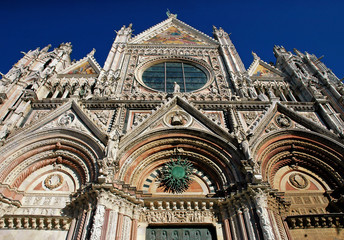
[159,157,194,193]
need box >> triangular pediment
[7,100,107,145]
[58,49,102,76]
[66,61,97,75]
[120,96,234,147]
[251,64,281,78]
[130,16,218,46]
[247,52,285,79]
[247,102,338,144]
[143,26,206,45]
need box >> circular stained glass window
[142,62,207,92]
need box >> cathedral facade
[0,14,344,240]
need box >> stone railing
[286,213,344,229]
[0,215,72,230]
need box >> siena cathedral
[0,14,344,240]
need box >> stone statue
[90,205,105,240]
[0,123,11,142]
[102,83,113,96]
[308,82,321,95]
[8,67,23,82]
[267,88,276,98]
[209,85,218,94]
[174,82,180,93]
[241,139,252,160]
[255,188,275,239]
[171,111,183,125]
[248,87,258,99]
[0,78,10,93]
[238,83,249,98]
[105,130,119,161]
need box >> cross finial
[166,9,177,18]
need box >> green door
[146,227,214,240]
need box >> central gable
[143,26,205,45]
[130,16,218,46]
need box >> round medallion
[58,112,75,126]
[289,173,308,189]
[164,110,192,127]
[44,174,63,190]
[172,166,186,179]
[275,114,292,128]
[160,157,193,193]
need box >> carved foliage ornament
[44,174,63,190]
[159,157,194,193]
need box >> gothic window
[142,62,207,92]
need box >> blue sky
[1,0,344,79]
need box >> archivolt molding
[119,130,239,165]
[253,129,344,158]
[0,135,100,165]
[253,130,344,188]
[0,128,104,161]
[20,165,79,192]
[117,133,243,187]
[142,167,216,194]
[265,151,341,189]
[128,150,228,190]
[3,149,90,188]
[0,134,102,188]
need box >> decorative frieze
[142,200,216,224]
